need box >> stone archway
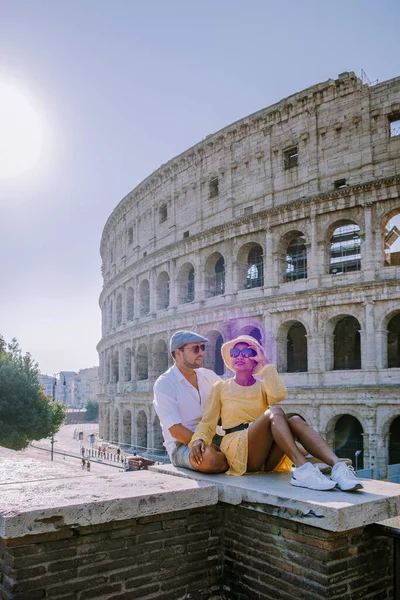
[287,322,308,372]
[389,416,400,465]
[334,414,364,469]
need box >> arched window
[126,287,134,321]
[333,316,361,370]
[238,326,262,344]
[329,221,361,274]
[383,212,400,267]
[137,411,147,451]
[177,263,195,304]
[246,246,264,288]
[285,234,307,281]
[156,272,170,310]
[206,253,225,297]
[215,333,224,375]
[112,351,119,382]
[123,409,132,445]
[334,415,363,469]
[204,331,225,375]
[139,280,150,316]
[137,344,148,380]
[154,340,168,377]
[287,322,308,372]
[389,417,400,465]
[124,348,132,381]
[388,314,400,368]
[116,294,122,325]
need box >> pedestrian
[81,458,86,470]
[86,460,91,472]
[81,447,85,457]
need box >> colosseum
[97,71,400,478]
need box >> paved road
[22,424,125,473]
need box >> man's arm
[168,424,194,445]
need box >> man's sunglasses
[230,347,257,358]
[180,344,206,354]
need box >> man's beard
[183,355,203,369]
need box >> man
[153,331,228,473]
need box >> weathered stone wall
[97,72,400,475]
[0,506,222,600]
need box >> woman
[189,335,363,491]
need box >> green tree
[85,398,99,422]
[0,336,66,450]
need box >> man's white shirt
[153,364,221,458]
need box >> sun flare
[0,79,45,180]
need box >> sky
[0,0,399,376]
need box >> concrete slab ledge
[0,451,217,539]
[150,464,400,532]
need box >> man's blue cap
[170,330,209,352]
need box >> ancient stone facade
[97,71,400,476]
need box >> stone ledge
[0,450,218,539]
[150,464,400,532]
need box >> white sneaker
[330,462,364,492]
[291,462,337,491]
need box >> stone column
[324,334,335,371]
[263,311,276,364]
[195,254,206,303]
[224,239,234,297]
[131,408,135,446]
[363,203,374,278]
[149,268,156,316]
[375,328,388,369]
[169,258,177,309]
[308,212,319,285]
[264,227,276,293]
[118,344,124,386]
[361,300,376,370]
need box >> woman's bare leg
[263,442,285,472]
[288,416,339,467]
[247,406,307,471]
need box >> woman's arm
[258,364,287,405]
[188,381,222,448]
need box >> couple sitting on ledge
[153,330,363,492]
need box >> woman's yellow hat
[221,335,264,374]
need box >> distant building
[76,367,100,407]
[39,374,56,398]
[40,368,99,408]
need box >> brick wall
[221,506,394,600]
[0,506,222,600]
[0,504,396,600]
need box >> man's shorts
[171,442,195,470]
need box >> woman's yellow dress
[189,364,293,476]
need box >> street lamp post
[51,373,66,461]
